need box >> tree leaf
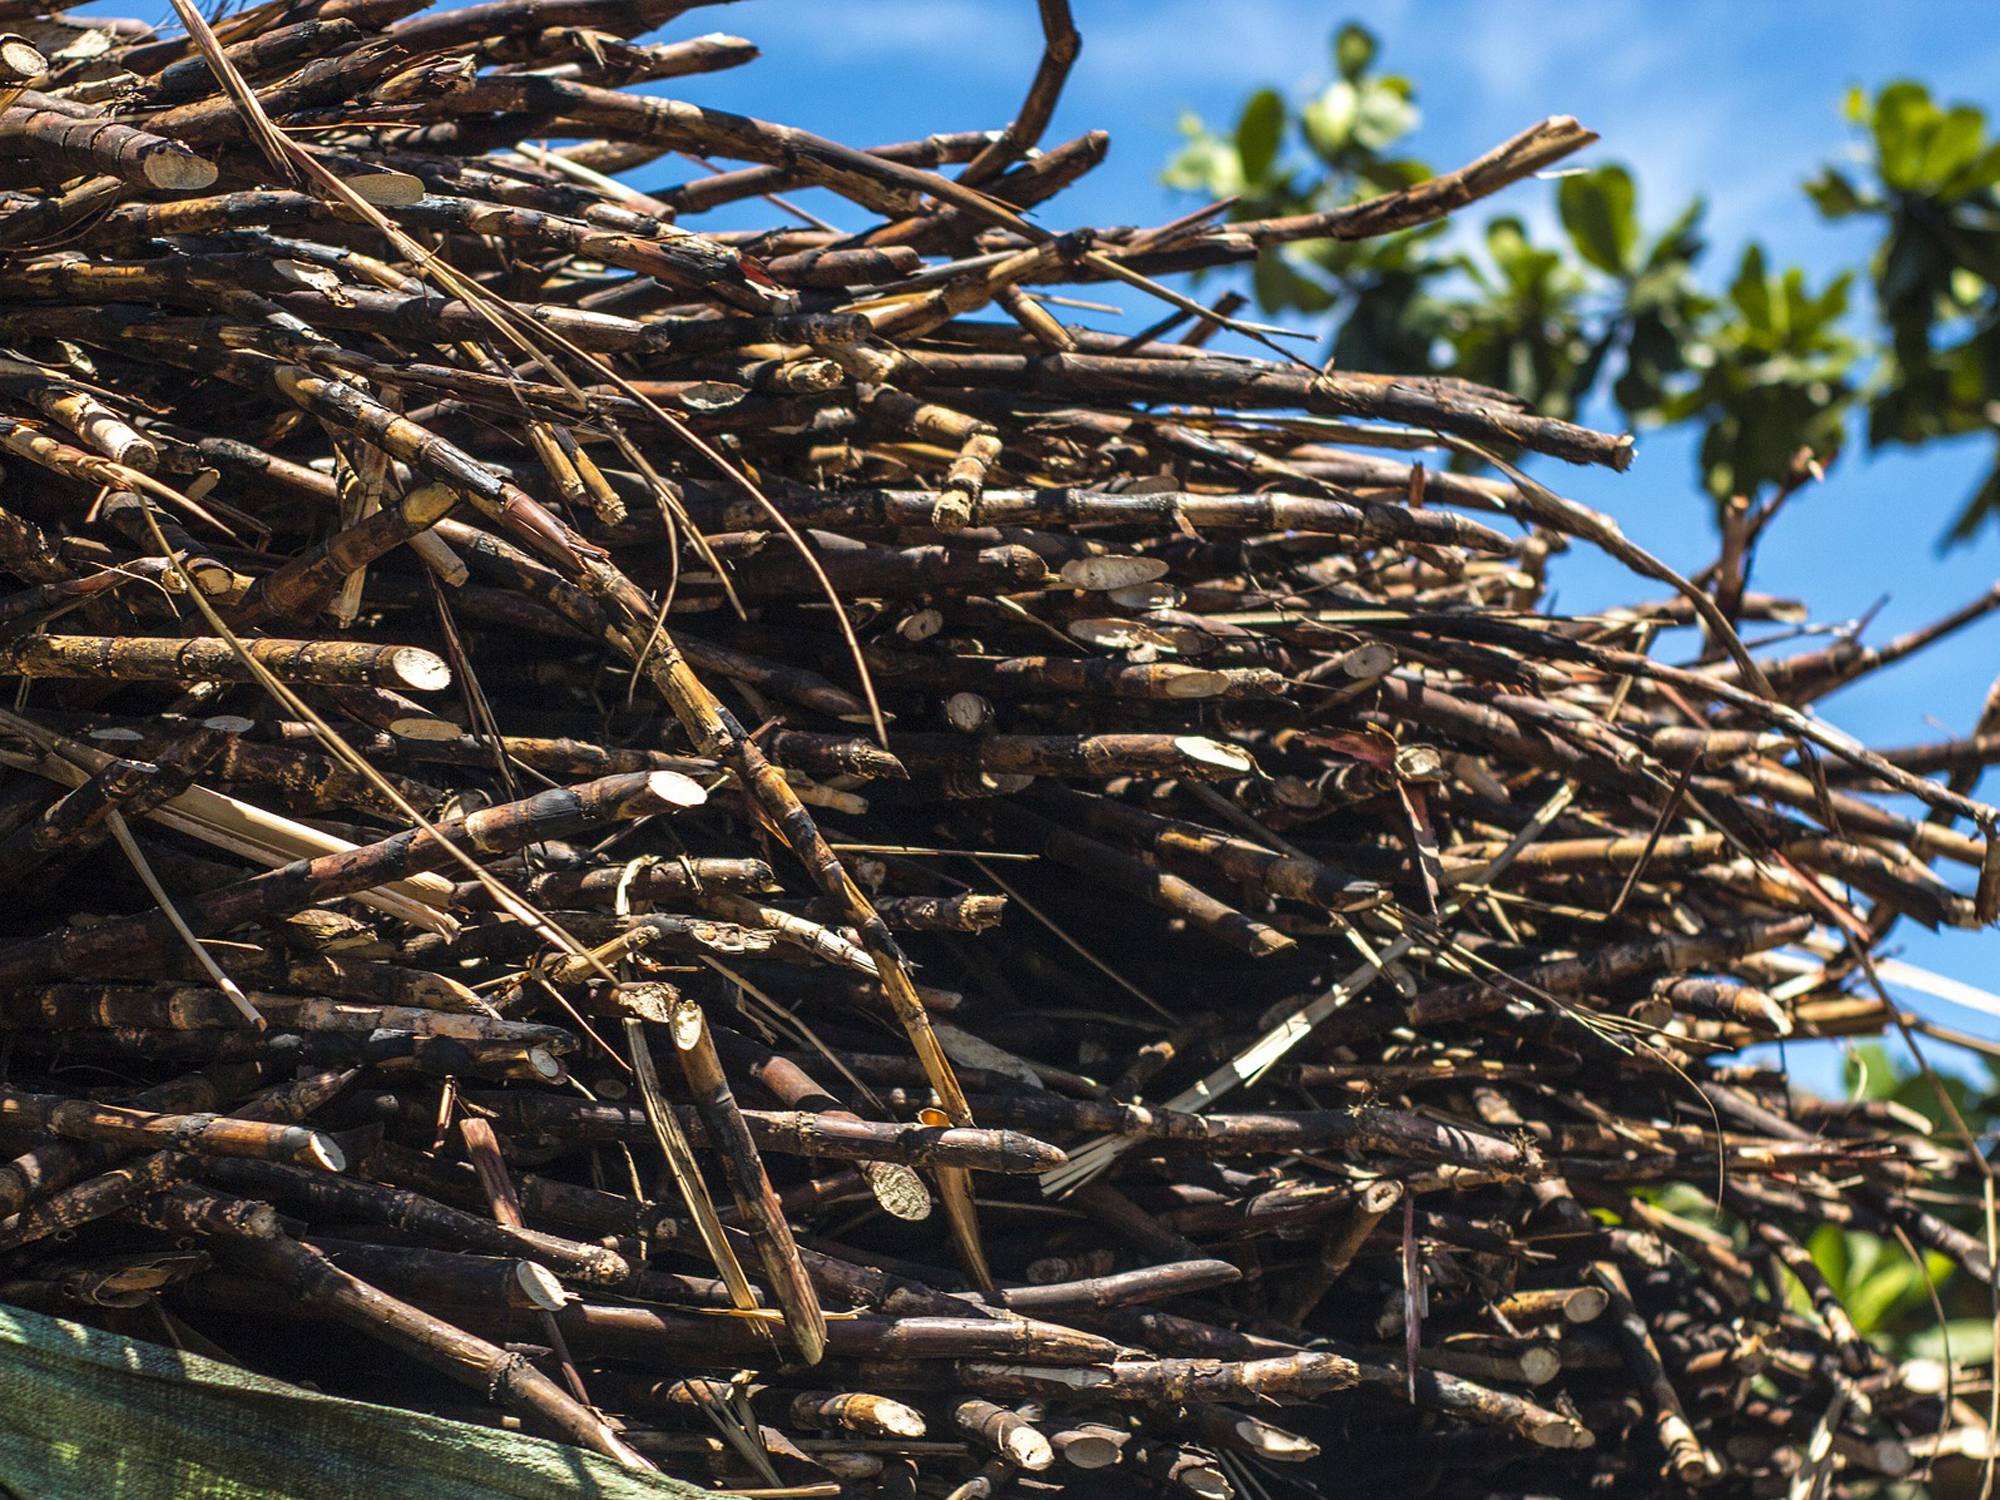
[1165,50,2000,553]
[1350,78,1418,153]
[1942,453,2000,547]
[1558,166,1638,276]
[1917,103,1988,194]
[1804,168,1864,219]
[1334,23,1377,83]
[1946,138,2000,195]
[1903,1317,1998,1365]
[1162,112,1239,195]
[1872,80,1941,191]
[1235,88,1287,186]
[1642,195,1708,272]
[1301,80,1360,163]
[1728,243,1772,333]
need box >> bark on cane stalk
[144,1185,651,1468]
[668,997,825,1361]
[0,636,452,691]
[0,6,1979,1490]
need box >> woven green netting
[0,1303,714,1500]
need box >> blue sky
[668,1,2000,1071]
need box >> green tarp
[0,1303,713,1500]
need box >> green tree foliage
[1169,32,2000,1381]
[1809,1044,1999,1368]
[1620,1049,1995,1382]
[1809,84,2000,541]
[1165,24,2000,542]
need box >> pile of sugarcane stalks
[0,0,1993,1495]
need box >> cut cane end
[341,170,425,206]
[386,715,464,742]
[386,646,452,692]
[1232,1418,1318,1461]
[899,607,944,642]
[1340,641,1398,678]
[515,1260,569,1311]
[0,37,47,81]
[863,1162,932,1221]
[1515,1345,1562,1385]
[643,769,709,809]
[113,436,161,472]
[943,691,994,734]
[1175,736,1256,776]
[1161,670,1229,700]
[1562,1286,1610,1323]
[1108,581,1183,610]
[306,1136,347,1173]
[1359,1179,1405,1214]
[1750,992,1793,1036]
[668,995,703,1052]
[1248,928,1298,958]
[869,1401,928,1439]
[1061,555,1169,591]
[1008,1432,1054,1470]
[1536,1417,1595,1450]
[525,1047,565,1083]
[1055,1434,1122,1468]
[145,150,220,193]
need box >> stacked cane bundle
[0,1,1990,1494]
